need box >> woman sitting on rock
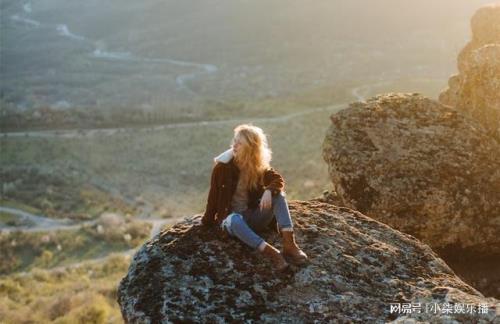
[201,124,308,271]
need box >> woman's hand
[260,189,272,212]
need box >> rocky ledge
[118,200,498,323]
[322,93,500,258]
[439,4,500,140]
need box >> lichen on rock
[117,200,498,323]
[322,93,500,257]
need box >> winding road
[0,202,178,276]
[9,1,218,96]
[1,203,177,274]
[5,2,434,141]
[0,79,396,139]
[1,205,179,277]
[1,102,348,139]
[0,206,175,237]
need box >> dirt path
[0,80,401,139]
[9,215,179,276]
[9,1,218,97]
[0,103,345,139]
[0,206,90,233]
[0,206,174,236]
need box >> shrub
[100,255,129,277]
[97,212,124,228]
[0,253,21,274]
[0,278,22,297]
[126,221,151,241]
[74,300,110,324]
[31,268,50,282]
[49,295,72,320]
[34,250,54,268]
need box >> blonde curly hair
[232,124,272,189]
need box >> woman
[201,124,308,271]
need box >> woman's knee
[228,213,246,231]
[221,213,244,236]
[225,213,263,249]
[271,191,287,204]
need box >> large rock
[439,4,500,140]
[117,200,498,323]
[322,93,500,256]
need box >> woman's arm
[201,163,220,226]
[263,168,285,196]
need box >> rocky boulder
[117,200,498,323]
[439,4,500,139]
[322,93,500,256]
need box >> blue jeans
[220,192,293,249]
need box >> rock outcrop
[118,200,498,323]
[322,93,500,256]
[439,4,500,140]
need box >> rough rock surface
[117,200,498,323]
[322,93,500,256]
[439,4,500,140]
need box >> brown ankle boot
[282,231,308,265]
[260,243,289,271]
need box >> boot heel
[282,231,309,265]
[261,243,289,271]
[282,251,309,266]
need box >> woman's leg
[273,193,308,265]
[271,192,293,231]
[221,213,266,250]
[254,192,308,265]
[242,192,293,232]
[221,213,288,270]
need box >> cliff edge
[117,200,498,323]
[322,93,500,257]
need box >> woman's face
[232,135,244,156]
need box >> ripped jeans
[220,192,293,250]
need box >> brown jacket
[202,154,285,226]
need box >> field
[0,220,151,275]
[1,77,447,217]
[1,0,486,120]
[0,254,131,323]
[0,77,451,322]
[1,0,494,321]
